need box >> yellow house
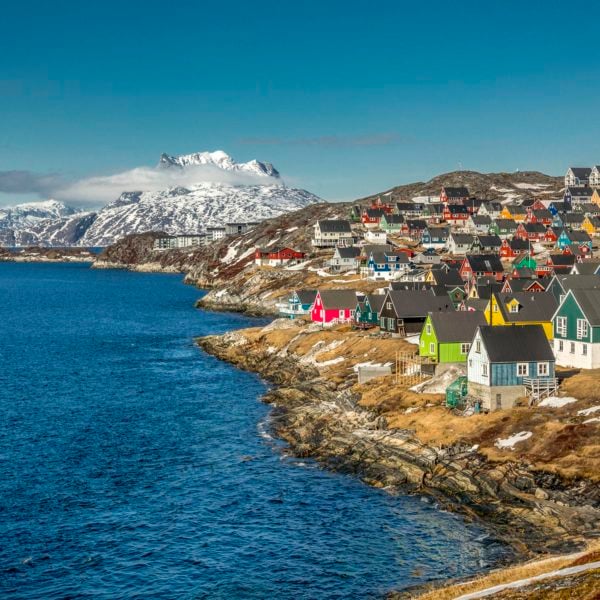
[591,188,600,207]
[484,292,556,340]
[583,216,600,236]
[499,205,527,222]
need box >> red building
[255,247,306,266]
[440,186,470,205]
[311,289,359,326]
[443,204,470,225]
[459,254,504,282]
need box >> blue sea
[0,263,507,599]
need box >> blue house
[556,229,593,251]
[421,226,449,249]
[467,325,556,411]
[367,250,411,281]
[278,289,318,319]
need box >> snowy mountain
[0,151,321,247]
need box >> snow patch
[577,405,600,417]
[538,396,578,408]
[583,417,600,424]
[495,431,532,449]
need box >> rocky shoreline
[197,320,600,572]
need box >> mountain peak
[157,150,280,178]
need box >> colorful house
[499,237,530,259]
[421,226,449,249]
[485,292,558,339]
[278,289,318,319]
[471,234,502,254]
[459,254,504,282]
[515,222,547,242]
[310,289,359,326]
[489,219,518,239]
[380,213,404,234]
[467,325,556,411]
[354,293,386,329]
[440,186,469,205]
[443,204,470,225]
[379,290,454,336]
[556,229,593,251]
[254,247,306,267]
[366,250,411,281]
[582,216,600,236]
[419,311,486,363]
[553,288,600,369]
[500,204,527,222]
[329,246,361,272]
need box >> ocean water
[0,263,507,599]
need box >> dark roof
[386,290,454,317]
[572,261,600,275]
[371,251,409,264]
[561,214,586,224]
[407,219,427,229]
[550,201,571,211]
[471,215,492,225]
[396,202,422,212]
[442,186,470,197]
[364,208,385,219]
[463,298,488,312]
[294,289,318,305]
[446,204,469,214]
[361,244,393,256]
[531,209,552,219]
[365,293,386,313]
[505,278,546,292]
[568,167,592,178]
[552,274,600,292]
[429,311,486,343]
[317,219,352,233]
[475,235,502,247]
[478,325,554,362]
[390,281,433,291]
[465,254,504,273]
[318,289,359,309]
[495,291,558,322]
[425,226,449,236]
[564,229,591,242]
[549,254,576,266]
[521,222,547,233]
[430,266,464,287]
[336,246,361,259]
[451,233,476,244]
[494,219,518,230]
[566,186,593,196]
[569,289,600,326]
[383,214,404,224]
[510,238,530,250]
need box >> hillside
[358,170,563,204]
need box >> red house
[361,208,386,227]
[443,204,470,225]
[311,289,359,326]
[440,186,470,205]
[515,222,546,242]
[255,247,306,266]
[499,237,529,259]
[459,254,505,282]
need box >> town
[241,166,600,413]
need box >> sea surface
[0,263,508,599]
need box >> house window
[556,316,567,337]
[429,342,435,354]
[558,340,564,352]
[576,319,589,339]
[460,343,470,355]
[509,304,518,313]
[537,362,549,376]
[516,363,529,377]
[482,363,488,377]
[582,343,588,356]
[475,340,481,353]
[389,318,395,330]
[570,342,575,354]
[386,302,392,310]
[339,309,345,318]
[426,324,431,334]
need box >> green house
[380,213,404,233]
[419,311,486,363]
[354,293,386,327]
[512,253,537,271]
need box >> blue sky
[1,0,599,206]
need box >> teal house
[380,213,404,233]
[419,311,486,363]
[354,293,386,328]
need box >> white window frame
[576,318,589,340]
[475,340,481,353]
[460,343,470,355]
[482,363,488,377]
[537,362,549,376]
[558,340,564,352]
[426,324,431,334]
[556,316,567,337]
[429,342,435,354]
[582,343,588,356]
[516,362,529,377]
[570,342,575,354]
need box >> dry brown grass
[412,541,600,600]
[239,322,600,481]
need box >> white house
[329,246,361,272]
[364,230,387,245]
[447,233,476,255]
[565,167,591,188]
[312,220,353,247]
[590,166,600,187]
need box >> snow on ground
[405,335,420,345]
[577,405,600,417]
[316,269,335,277]
[285,226,298,232]
[513,183,551,190]
[352,361,392,373]
[583,417,600,424]
[300,339,346,367]
[495,431,532,449]
[331,278,360,283]
[538,396,578,408]
[284,260,311,271]
[221,239,242,263]
[410,364,466,394]
[455,560,600,600]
